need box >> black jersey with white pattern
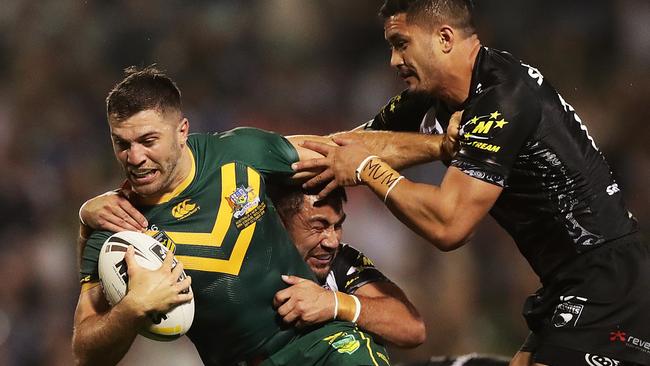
[323,243,390,294]
[366,47,638,282]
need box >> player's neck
[169,146,193,193]
[442,36,481,110]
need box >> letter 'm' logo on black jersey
[459,111,509,152]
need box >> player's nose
[390,49,404,69]
[126,143,147,166]
[321,229,340,250]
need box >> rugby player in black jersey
[292,1,650,365]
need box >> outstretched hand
[292,136,373,198]
[80,189,147,233]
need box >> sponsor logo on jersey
[552,295,586,328]
[148,230,176,253]
[459,111,509,145]
[171,199,200,220]
[228,185,266,229]
[324,332,360,355]
[584,353,619,366]
[468,141,501,152]
[606,183,620,196]
[610,329,650,354]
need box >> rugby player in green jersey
[82,184,426,349]
[73,66,457,366]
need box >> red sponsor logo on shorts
[610,330,650,354]
[610,331,626,342]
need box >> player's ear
[439,25,454,53]
[178,118,189,146]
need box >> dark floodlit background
[0,1,648,365]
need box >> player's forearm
[72,299,145,366]
[334,130,444,170]
[355,295,425,348]
[385,180,470,251]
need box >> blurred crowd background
[0,0,648,365]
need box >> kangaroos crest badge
[227,185,266,230]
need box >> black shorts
[520,233,650,365]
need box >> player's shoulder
[336,243,362,260]
[466,48,542,126]
[188,127,283,145]
[478,48,547,103]
[216,127,282,141]
[334,243,374,268]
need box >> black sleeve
[452,83,541,187]
[331,244,391,294]
[364,90,435,132]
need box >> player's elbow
[405,319,427,348]
[71,330,107,366]
[422,228,469,252]
[390,318,426,348]
[72,332,89,366]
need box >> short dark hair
[106,65,182,123]
[380,0,475,35]
[269,184,347,227]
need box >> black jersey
[322,243,391,294]
[366,47,639,282]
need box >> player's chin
[308,263,330,282]
[129,180,162,197]
[403,78,420,92]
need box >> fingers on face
[304,170,334,189]
[318,180,340,199]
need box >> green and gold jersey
[80,127,316,366]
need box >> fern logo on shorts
[552,295,586,328]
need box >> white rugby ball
[98,231,194,341]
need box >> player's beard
[127,145,182,198]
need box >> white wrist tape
[332,288,339,320]
[383,175,405,203]
[351,295,361,323]
[355,155,379,184]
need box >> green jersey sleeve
[212,127,299,178]
[79,230,112,284]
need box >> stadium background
[0,0,648,365]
